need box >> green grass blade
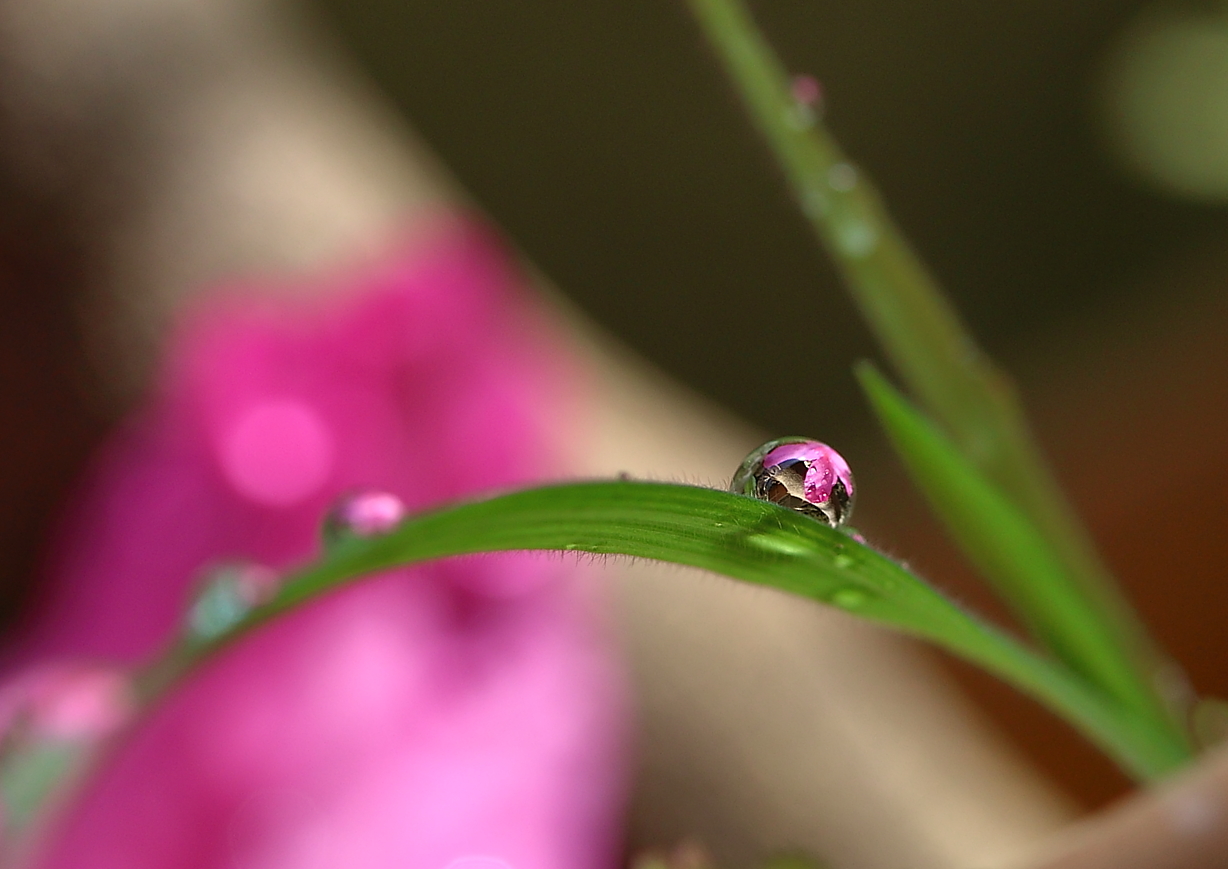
[683,0,1015,467]
[684,0,1184,741]
[156,481,1185,780]
[857,362,1191,756]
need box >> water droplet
[187,562,279,641]
[0,662,133,742]
[790,74,823,107]
[828,162,858,191]
[782,103,815,130]
[833,553,854,570]
[835,220,878,258]
[322,490,406,546]
[830,587,869,609]
[745,533,811,557]
[563,543,581,551]
[731,438,855,527]
[802,187,829,218]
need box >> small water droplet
[187,562,279,641]
[322,490,406,546]
[745,533,811,557]
[827,162,858,191]
[790,74,823,107]
[802,187,829,218]
[782,99,816,130]
[830,587,869,610]
[835,220,878,258]
[0,662,134,743]
[731,437,855,527]
[833,553,854,570]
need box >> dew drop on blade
[827,162,858,191]
[744,532,811,557]
[322,489,407,546]
[731,437,855,528]
[836,220,878,258]
[187,561,280,641]
[790,74,823,107]
[830,587,869,610]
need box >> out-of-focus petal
[5,217,628,869]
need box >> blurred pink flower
[2,217,628,869]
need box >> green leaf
[857,362,1190,757]
[155,480,1186,780]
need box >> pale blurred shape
[219,400,336,507]
[1102,9,1228,200]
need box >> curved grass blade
[149,481,1185,780]
[857,362,1191,757]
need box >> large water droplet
[732,437,855,527]
[322,490,406,547]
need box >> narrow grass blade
[684,0,1184,741]
[150,481,1186,780]
[857,362,1190,755]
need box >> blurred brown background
[2,0,1227,811]
[309,0,1228,808]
